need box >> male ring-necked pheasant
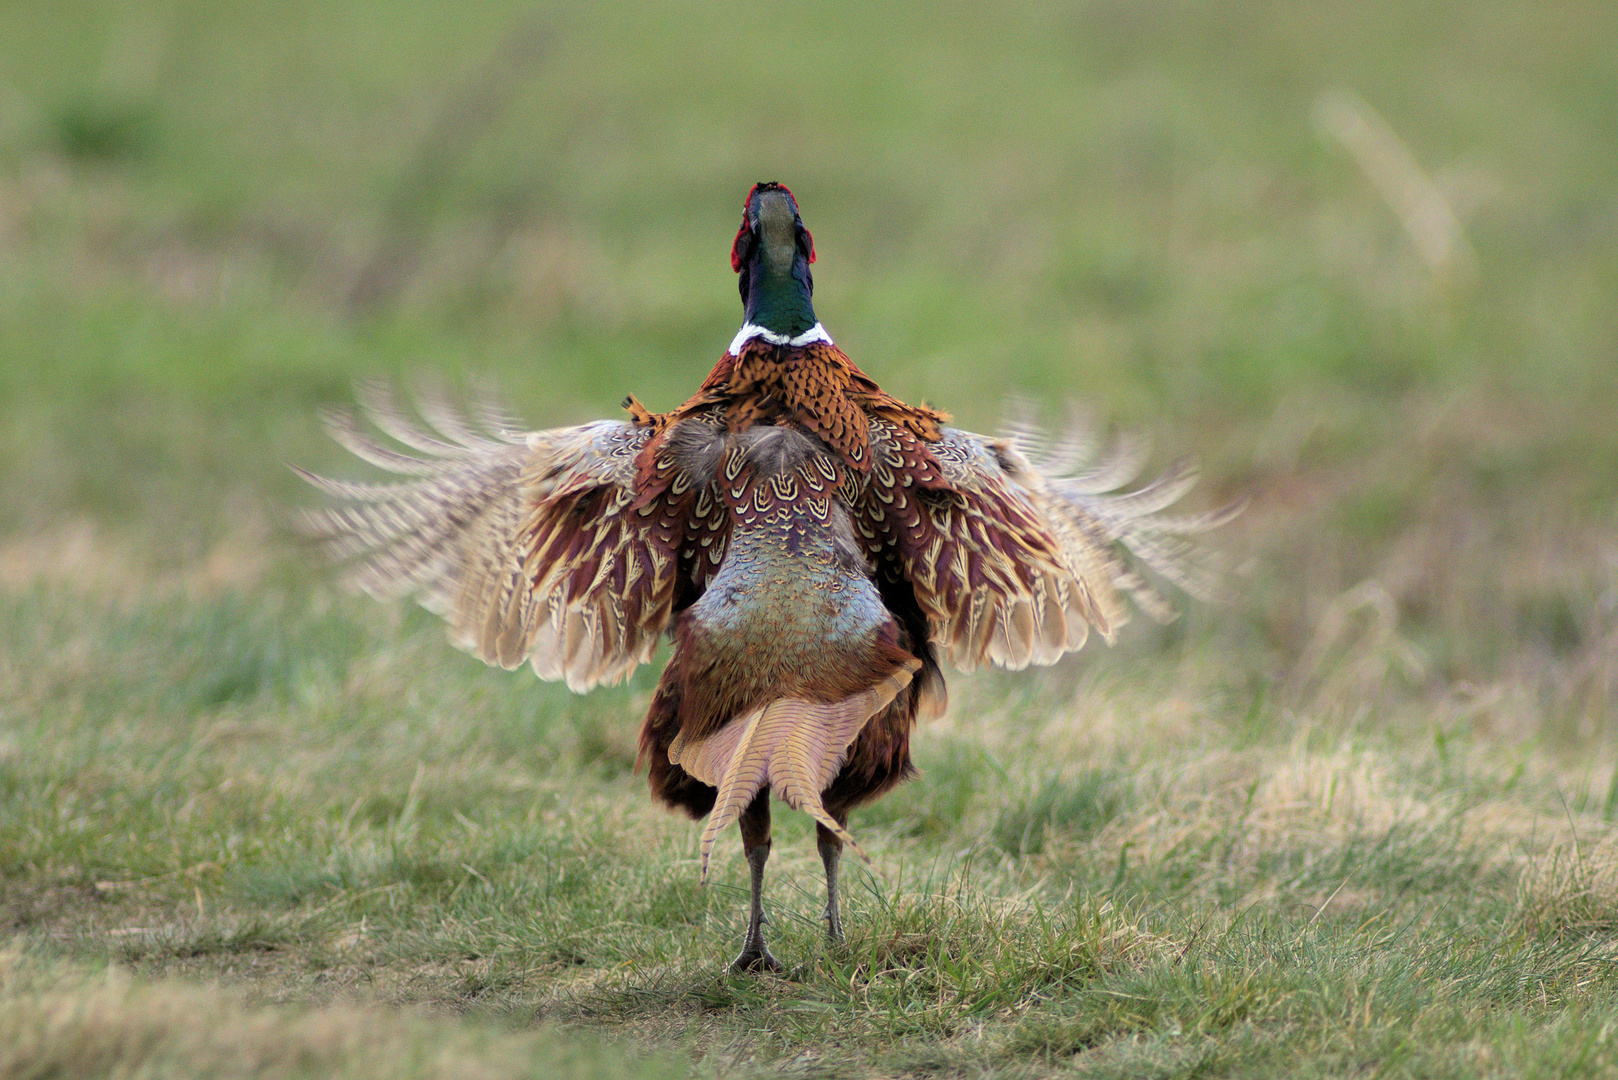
[299,183,1236,972]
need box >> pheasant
[297,183,1236,972]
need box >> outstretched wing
[295,385,682,691]
[866,413,1239,672]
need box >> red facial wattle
[731,183,814,272]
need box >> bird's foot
[731,944,783,974]
[824,907,844,944]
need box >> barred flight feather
[295,391,674,693]
[865,406,1239,673]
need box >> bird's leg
[817,813,849,944]
[731,790,782,974]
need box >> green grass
[3,0,1618,1076]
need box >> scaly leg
[817,813,849,944]
[731,791,782,973]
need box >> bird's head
[730,182,818,339]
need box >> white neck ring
[726,322,832,356]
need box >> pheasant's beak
[754,189,799,276]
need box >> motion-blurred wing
[866,415,1237,672]
[295,386,680,691]
[1030,429,1241,628]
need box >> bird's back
[676,426,896,726]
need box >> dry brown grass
[0,948,678,1080]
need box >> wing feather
[865,410,1237,673]
[296,389,683,692]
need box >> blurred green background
[3,0,1614,720]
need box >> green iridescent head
[729,182,818,337]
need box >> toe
[731,948,784,974]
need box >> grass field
[3,1,1618,1076]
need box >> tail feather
[669,662,919,878]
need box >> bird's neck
[732,247,819,355]
[744,259,817,336]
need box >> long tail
[668,661,919,878]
